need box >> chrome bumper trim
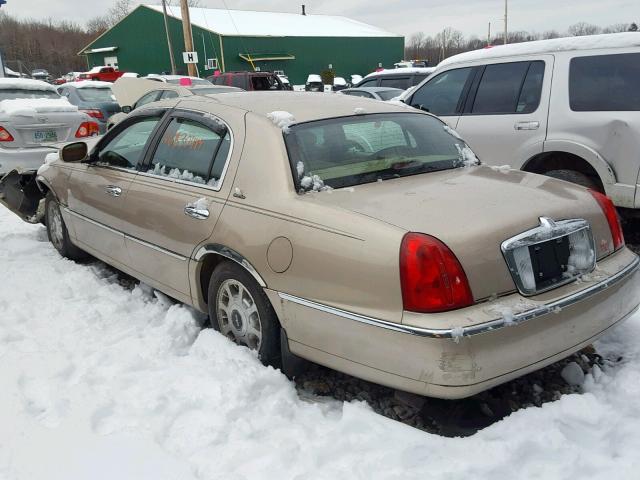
[278,254,640,339]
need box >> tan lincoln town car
[1,92,639,399]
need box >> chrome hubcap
[216,279,262,350]
[48,202,64,250]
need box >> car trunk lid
[305,166,612,301]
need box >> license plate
[33,130,58,143]
[529,236,570,291]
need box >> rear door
[120,108,237,298]
[454,57,552,166]
[407,66,476,129]
[66,112,165,265]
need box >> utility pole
[504,0,508,45]
[488,22,491,46]
[162,0,177,75]
[180,0,197,77]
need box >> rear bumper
[273,248,640,399]
[0,146,56,176]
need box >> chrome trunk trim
[278,254,640,339]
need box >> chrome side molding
[194,244,267,287]
[279,255,640,340]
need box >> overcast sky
[2,0,639,38]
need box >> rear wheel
[45,193,86,261]
[208,262,280,364]
[545,169,601,191]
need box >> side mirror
[122,105,132,114]
[61,142,88,163]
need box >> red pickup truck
[78,66,125,82]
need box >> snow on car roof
[145,4,399,38]
[0,98,78,116]
[306,74,322,83]
[65,81,113,89]
[364,67,435,78]
[0,78,57,92]
[440,32,640,67]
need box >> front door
[454,57,552,166]
[66,113,164,266]
[120,110,233,298]
[104,56,118,68]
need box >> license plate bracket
[529,236,570,291]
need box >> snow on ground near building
[1,205,640,479]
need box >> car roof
[345,86,404,93]
[364,67,435,78]
[181,91,411,123]
[440,32,640,67]
[0,78,56,91]
[63,81,113,89]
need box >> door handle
[105,185,122,197]
[184,205,210,220]
[514,121,540,131]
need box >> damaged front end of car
[0,169,46,223]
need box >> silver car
[0,78,96,175]
[340,86,405,101]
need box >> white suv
[403,33,640,211]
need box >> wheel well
[522,151,604,191]
[199,253,227,305]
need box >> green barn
[79,4,404,84]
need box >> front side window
[251,76,283,90]
[96,116,161,169]
[410,67,472,116]
[569,53,640,111]
[161,90,179,100]
[357,78,378,88]
[471,61,543,114]
[149,117,229,187]
[286,113,477,191]
[231,75,247,89]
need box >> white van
[402,33,640,211]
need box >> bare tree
[542,30,561,39]
[628,22,638,32]
[86,15,110,35]
[166,0,202,7]
[107,0,132,25]
[568,22,601,36]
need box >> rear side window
[160,90,179,100]
[379,76,410,89]
[410,67,472,116]
[149,117,229,187]
[412,74,428,86]
[471,61,544,114]
[569,53,640,111]
[251,76,283,90]
[230,75,247,89]
[343,91,373,98]
[135,91,161,109]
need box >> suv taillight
[590,190,624,252]
[0,126,14,142]
[75,121,100,138]
[400,233,474,313]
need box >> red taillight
[399,233,474,313]
[0,126,14,142]
[590,190,624,252]
[75,121,100,138]
[82,109,104,120]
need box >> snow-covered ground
[2,205,640,479]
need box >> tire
[44,193,87,261]
[207,262,280,365]
[545,169,600,191]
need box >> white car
[401,33,640,211]
[144,74,212,86]
[0,79,97,176]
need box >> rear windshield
[569,53,640,111]
[285,113,477,191]
[0,89,59,100]
[76,88,114,102]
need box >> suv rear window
[379,76,411,89]
[569,53,640,111]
